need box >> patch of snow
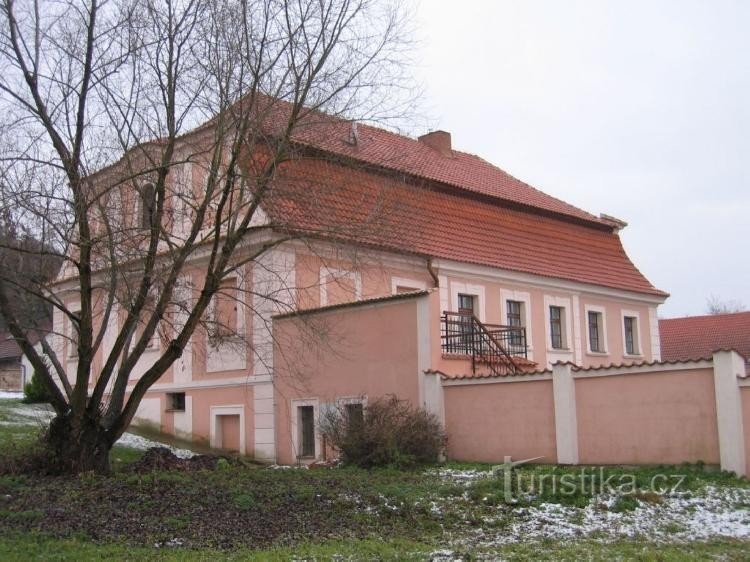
[7,403,55,424]
[428,467,493,486]
[0,391,23,399]
[115,432,195,459]
[445,485,750,550]
[267,464,308,470]
[429,549,462,561]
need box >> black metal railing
[440,311,527,375]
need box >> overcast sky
[412,0,749,318]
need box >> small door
[219,414,241,452]
[298,405,316,458]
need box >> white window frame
[584,304,608,355]
[209,404,246,455]
[621,309,643,357]
[500,289,533,352]
[319,267,362,307]
[390,276,427,295]
[336,395,368,409]
[544,295,572,353]
[291,398,320,461]
[449,281,486,322]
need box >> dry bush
[319,395,446,469]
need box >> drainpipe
[426,257,439,288]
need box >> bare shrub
[319,395,446,469]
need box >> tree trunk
[45,413,112,474]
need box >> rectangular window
[458,293,475,316]
[588,311,603,352]
[457,294,476,354]
[506,300,523,328]
[298,405,315,458]
[506,300,524,347]
[549,305,565,349]
[345,402,364,432]
[69,311,80,358]
[624,316,639,355]
[140,183,155,229]
[215,278,238,335]
[167,392,186,412]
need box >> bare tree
[706,295,747,315]
[0,0,415,473]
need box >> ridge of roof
[273,289,431,320]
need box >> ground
[0,392,748,560]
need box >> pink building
[49,110,750,473]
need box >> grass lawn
[1,396,749,560]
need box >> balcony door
[457,294,476,354]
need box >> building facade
[50,112,683,464]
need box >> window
[458,294,475,316]
[215,277,238,336]
[167,392,186,412]
[297,405,316,458]
[506,300,524,346]
[506,300,523,327]
[68,310,80,358]
[588,310,604,352]
[624,316,639,355]
[456,293,476,353]
[345,402,364,432]
[320,268,362,306]
[549,305,565,349]
[140,183,155,229]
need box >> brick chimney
[418,130,452,155]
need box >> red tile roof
[288,120,603,224]
[265,157,667,296]
[659,312,750,363]
[426,366,551,381]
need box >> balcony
[440,311,529,376]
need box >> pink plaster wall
[273,296,423,464]
[742,387,750,474]
[576,368,720,465]
[189,385,255,447]
[443,379,557,463]
[136,385,255,452]
[440,274,657,369]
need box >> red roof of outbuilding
[659,312,750,363]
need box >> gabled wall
[273,293,428,464]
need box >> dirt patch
[127,447,225,473]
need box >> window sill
[547,348,573,354]
[623,353,644,360]
[586,351,609,357]
[165,409,186,413]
